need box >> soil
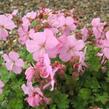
[0,0,109,24]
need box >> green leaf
[49,104,57,109]
[8,98,23,109]
[78,88,91,100]
[73,97,88,109]
[51,90,69,109]
[84,77,100,89]
[0,66,13,83]
[31,20,40,27]
[86,45,101,72]
[31,20,37,27]
[19,47,34,63]
[95,92,109,104]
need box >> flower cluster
[0,10,17,40]
[22,82,50,107]
[3,51,24,74]
[1,8,109,108]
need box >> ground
[0,0,109,24]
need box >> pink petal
[0,28,8,40]
[9,51,19,61]
[44,54,50,65]
[4,18,16,30]
[12,9,18,16]
[67,35,77,46]
[44,29,59,49]
[103,48,109,59]
[59,49,71,62]
[47,47,59,58]
[29,29,37,39]
[58,15,65,27]
[93,27,101,39]
[5,61,13,71]
[81,27,88,41]
[106,31,109,40]
[91,18,100,26]
[12,65,22,74]
[102,40,109,47]
[26,32,45,53]
[21,82,33,95]
[22,16,30,27]
[65,16,75,26]
[75,40,85,50]
[33,49,46,61]
[25,67,35,81]
[26,95,40,107]
[26,11,37,19]
[2,54,10,62]
[15,59,24,67]
[34,32,46,43]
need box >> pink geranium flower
[18,26,36,44]
[25,66,35,81]
[36,53,53,78]
[6,9,18,19]
[26,29,59,61]
[25,53,59,91]
[0,80,4,94]
[36,54,58,91]
[59,35,85,62]
[0,15,16,40]
[91,18,105,39]
[48,14,76,32]
[22,82,49,107]
[48,13,65,28]
[3,51,24,74]
[18,11,37,44]
[25,11,37,19]
[20,11,36,29]
[81,27,89,41]
[101,31,109,59]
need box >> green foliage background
[0,45,109,109]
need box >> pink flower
[0,80,4,94]
[65,16,77,31]
[12,9,18,16]
[18,26,36,44]
[26,11,37,19]
[48,13,65,28]
[76,51,87,72]
[36,54,52,78]
[101,31,109,59]
[25,66,35,81]
[59,35,85,62]
[26,29,59,61]
[81,27,89,41]
[3,51,24,74]
[47,35,67,58]
[24,53,59,91]
[20,11,36,29]
[22,16,30,27]
[6,9,18,19]
[21,82,49,107]
[18,11,37,45]
[48,14,76,32]
[91,18,105,39]
[0,15,16,40]
[36,54,58,91]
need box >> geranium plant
[0,8,109,109]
